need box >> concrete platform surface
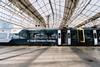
[0,46,100,67]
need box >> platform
[0,46,100,67]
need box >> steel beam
[59,0,79,28]
[9,0,46,27]
[76,12,100,28]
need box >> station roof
[0,0,100,29]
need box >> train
[0,28,100,46]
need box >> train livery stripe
[93,30,98,45]
[58,30,61,45]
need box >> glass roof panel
[68,0,100,28]
[0,0,100,29]
[0,0,40,29]
[29,0,65,28]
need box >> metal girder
[76,12,100,28]
[9,0,46,27]
[49,0,54,15]
[48,0,54,28]
[59,0,79,28]
[0,0,36,28]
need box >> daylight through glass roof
[0,0,100,29]
[68,0,100,28]
[0,0,39,29]
[29,0,65,28]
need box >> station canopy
[0,0,100,29]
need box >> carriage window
[31,30,58,39]
[85,30,93,39]
[84,29,94,44]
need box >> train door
[97,29,100,45]
[93,29,98,45]
[61,29,67,45]
[77,29,85,45]
[84,29,94,45]
[58,30,61,45]
[70,29,79,45]
[66,29,71,45]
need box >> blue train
[0,28,100,46]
